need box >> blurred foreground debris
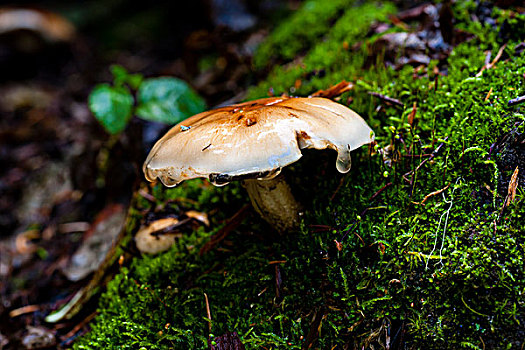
[0,7,75,44]
[0,7,76,80]
[369,2,475,70]
[21,326,55,349]
[15,162,74,226]
[61,204,126,282]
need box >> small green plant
[88,65,206,134]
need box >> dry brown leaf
[310,80,353,99]
[0,7,76,42]
[408,102,417,126]
[504,166,519,207]
[135,218,182,254]
[61,204,126,281]
[15,229,39,254]
[185,210,210,226]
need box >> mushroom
[143,96,374,231]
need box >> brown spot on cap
[299,131,310,140]
[245,117,256,127]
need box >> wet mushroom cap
[143,96,374,187]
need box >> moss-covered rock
[76,1,525,349]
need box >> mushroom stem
[243,175,302,232]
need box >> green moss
[248,2,396,99]
[253,0,355,69]
[76,2,525,349]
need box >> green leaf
[110,65,129,86]
[111,65,143,90]
[135,77,206,124]
[126,74,144,90]
[88,84,134,135]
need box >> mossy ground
[76,1,525,349]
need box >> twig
[402,154,432,158]
[369,182,393,202]
[404,137,448,196]
[330,176,346,201]
[415,138,448,172]
[199,205,251,255]
[133,279,168,309]
[480,336,486,350]
[9,304,40,318]
[368,92,404,107]
[476,43,507,77]
[204,293,212,333]
[275,265,283,302]
[340,212,367,246]
[61,311,97,344]
[508,95,525,106]
[138,188,156,202]
[151,218,192,236]
[308,224,332,233]
[484,87,493,102]
[58,222,90,234]
[338,183,393,246]
[412,184,450,205]
[302,307,325,350]
[268,260,287,265]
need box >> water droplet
[160,174,181,187]
[336,149,351,173]
[209,179,230,187]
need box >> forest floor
[1,1,524,349]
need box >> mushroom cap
[143,96,374,187]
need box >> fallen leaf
[0,332,8,349]
[15,229,39,254]
[310,80,353,99]
[61,204,126,281]
[135,217,182,254]
[0,7,75,43]
[408,102,417,126]
[185,210,210,226]
[21,326,55,349]
[504,166,519,207]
